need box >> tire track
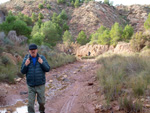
[60,84,80,113]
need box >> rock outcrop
[69,1,127,37]
[116,4,150,32]
[8,30,28,44]
[76,42,133,57]
[0,10,5,23]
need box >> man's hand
[25,58,30,66]
[38,57,43,64]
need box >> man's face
[29,49,38,57]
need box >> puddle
[0,101,27,113]
[0,74,70,113]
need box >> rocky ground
[0,59,102,113]
[1,59,150,113]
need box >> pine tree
[63,30,73,46]
[77,31,88,45]
[144,13,150,30]
[110,22,123,45]
[74,0,80,8]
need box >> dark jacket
[21,53,50,87]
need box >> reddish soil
[0,59,102,113]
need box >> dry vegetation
[96,51,150,112]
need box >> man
[21,44,50,113]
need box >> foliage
[59,10,68,20]
[30,32,45,45]
[103,0,113,6]
[144,13,150,30]
[130,32,146,52]
[31,23,40,36]
[52,13,63,25]
[62,30,73,46]
[41,21,61,46]
[38,13,44,20]
[119,97,142,112]
[96,54,150,105]
[54,23,63,37]
[17,12,32,26]
[57,0,65,4]
[13,20,32,37]
[71,1,74,6]
[90,23,133,45]
[98,30,111,45]
[74,0,80,8]
[122,24,134,41]
[90,33,99,44]
[31,13,38,22]
[110,22,123,45]
[90,25,110,45]
[38,4,44,9]
[77,31,89,45]
[47,52,76,68]
[63,22,69,31]
[0,14,32,38]
[47,4,51,9]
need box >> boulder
[7,31,27,44]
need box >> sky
[0,0,150,5]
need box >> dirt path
[0,59,100,113]
[45,59,99,113]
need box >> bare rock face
[113,42,133,53]
[0,10,5,24]
[116,4,150,32]
[76,42,133,57]
[69,1,127,37]
[2,52,23,65]
[76,44,110,57]
[7,30,27,44]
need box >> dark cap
[29,44,38,50]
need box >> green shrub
[144,13,150,30]
[1,56,10,65]
[30,32,45,45]
[63,30,73,46]
[47,4,51,9]
[47,53,76,68]
[63,22,69,31]
[38,4,44,9]
[119,97,142,112]
[57,0,65,4]
[41,21,61,46]
[110,22,123,45]
[71,1,74,6]
[38,13,44,20]
[98,30,111,45]
[122,24,134,41]
[97,54,150,102]
[74,0,80,8]
[103,0,113,6]
[0,15,32,38]
[23,15,32,26]
[130,32,147,52]
[31,13,38,22]
[77,31,89,45]
[31,23,40,36]
[59,10,68,20]
[12,20,32,38]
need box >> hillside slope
[0,0,150,37]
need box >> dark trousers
[28,84,45,113]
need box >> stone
[88,82,93,86]
[20,91,28,95]
[15,78,22,82]
[49,80,53,83]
